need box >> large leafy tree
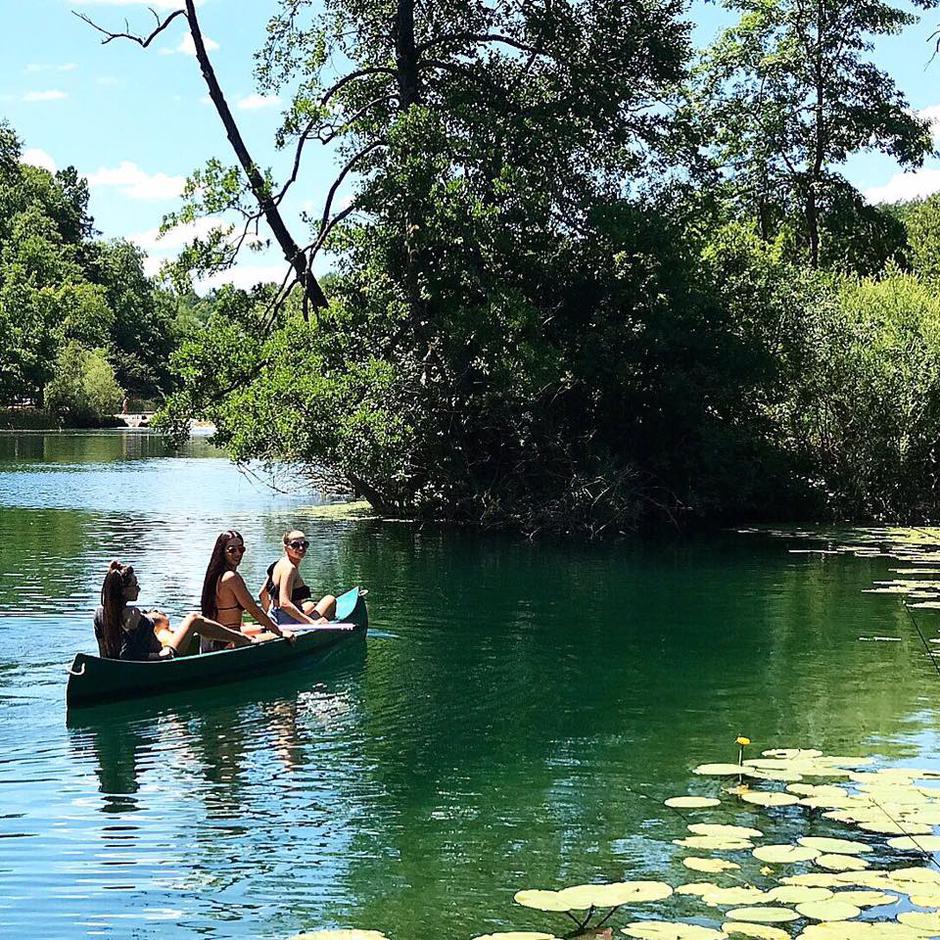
[0,121,179,403]
[85,0,696,522]
[698,0,937,267]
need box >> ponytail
[100,564,133,659]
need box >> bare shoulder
[220,570,242,585]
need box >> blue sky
[2,0,940,290]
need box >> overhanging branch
[72,7,187,47]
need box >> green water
[2,431,940,939]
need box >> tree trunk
[185,0,328,310]
[392,0,441,381]
[808,0,825,269]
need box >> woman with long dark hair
[200,530,283,652]
[261,529,337,627]
[95,561,252,660]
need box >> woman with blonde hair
[261,530,336,627]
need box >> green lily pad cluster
[291,743,940,940]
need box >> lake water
[2,432,940,939]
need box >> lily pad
[689,824,764,839]
[513,889,571,912]
[621,924,727,940]
[666,797,722,809]
[766,886,834,905]
[814,855,869,872]
[740,792,800,808]
[726,907,799,924]
[885,835,940,851]
[675,883,722,897]
[797,838,870,855]
[722,926,790,940]
[794,900,861,921]
[898,910,940,931]
[832,890,897,908]
[684,858,741,873]
[557,882,674,910]
[762,749,823,759]
[702,887,773,907]
[753,845,820,864]
[779,874,845,889]
[674,837,755,851]
[695,764,752,777]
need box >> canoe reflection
[66,641,367,816]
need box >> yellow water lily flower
[737,737,751,746]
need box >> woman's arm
[276,562,316,624]
[228,572,282,633]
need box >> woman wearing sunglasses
[261,530,337,627]
[200,529,284,652]
[96,560,253,660]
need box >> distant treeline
[0,124,215,426]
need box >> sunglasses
[288,539,309,551]
[225,544,246,555]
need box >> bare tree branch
[76,0,329,315]
[309,202,357,258]
[72,7,187,47]
[416,31,545,56]
[321,66,397,107]
[275,93,395,205]
[316,140,385,241]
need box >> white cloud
[237,93,281,111]
[20,148,57,173]
[130,217,224,253]
[25,63,77,73]
[198,263,290,292]
[163,32,219,56]
[23,90,67,102]
[87,161,184,201]
[865,167,940,204]
[920,104,940,146]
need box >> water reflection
[4,435,940,937]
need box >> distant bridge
[115,412,155,428]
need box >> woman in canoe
[95,561,252,661]
[200,529,286,652]
[261,530,336,627]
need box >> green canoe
[66,586,368,709]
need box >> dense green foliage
[149,0,940,532]
[696,0,937,269]
[35,0,940,530]
[0,123,186,420]
[43,342,124,427]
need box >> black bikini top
[265,562,311,605]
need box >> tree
[698,0,937,267]
[87,0,696,526]
[903,194,940,281]
[0,120,182,404]
[43,342,124,426]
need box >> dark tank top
[93,606,162,661]
[265,562,311,604]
